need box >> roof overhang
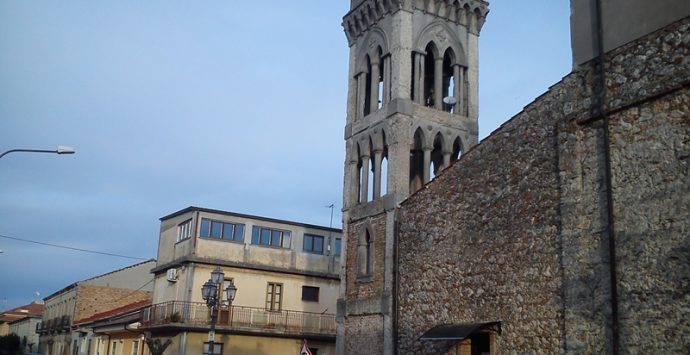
[419,321,502,341]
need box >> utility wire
[0,234,149,260]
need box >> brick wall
[345,213,387,300]
[74,285,150,322]
[396,16,689,354]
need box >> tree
[0,333,22,355]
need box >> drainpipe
[592,1,620,353]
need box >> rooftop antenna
[325,204,334,254]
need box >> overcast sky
[0,1,571,310]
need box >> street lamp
[201,266,237,355]
[0,146,75,159]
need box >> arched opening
[423,42,438,108]
[365,229,373,274]
[367,138,375,202]
[380,131,389,196]
[431,133,445,179]
[357,228,373,276]
[452,137,463,162]
[442,49,456,112]
[376,47,385,110]
[356,144,364,204]
[410,128,425,193]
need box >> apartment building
[37,259,155,355]
[141,207,341,355]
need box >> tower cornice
[342,0,490,45]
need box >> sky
[0,1,571,311]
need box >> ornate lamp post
[201,266,237,355]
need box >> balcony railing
[140,301,335,336]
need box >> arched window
[452,137,463,162]
[423,42,438,108]
[410,127,426,193]
[357,228,373,276]
[430,133,445,178]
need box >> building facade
[340,0,689,354]
[141,207,342,355]
[73,300,152,355]
[0,301,43,353]
[339,1,488,354]
[37,260,155,355]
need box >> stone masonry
[396,16,689,354]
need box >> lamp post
[0,146,75,159]
[201,266,237,355]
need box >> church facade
[338,0,689,354]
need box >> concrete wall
[156,209,342,276]
[570,0,690,65]
[396,17,689,354]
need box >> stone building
[37,259,155,355]
[141,207,342,355]
[338,1,488,354]
[339,0,689,354]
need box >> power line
[0,234,149,261]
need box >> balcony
[140,301,335,338]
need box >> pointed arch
[357,225,375,277]
[452,136,463,162]
[410,127,426,193]
[380,130,389,196]
[431,132,445,178]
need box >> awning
[419,321,502,341]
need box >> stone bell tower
[337,0,489,354]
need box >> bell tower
[338,0,489,354]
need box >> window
[177,219,192,242]
[334,238,342,257]
[251,226,291,248]
[200,218,245,242]
[302,286,319,302]
[266,282,283,311]
[303,234,324,254]
[131,340,139,355]
[203,342,222,355]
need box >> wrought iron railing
[140,301,335,335]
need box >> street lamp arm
[0,146,75,159]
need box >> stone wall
[396,16,689,354]
[397,56,564,353]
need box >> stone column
[423,147,431,183]
[383,55,391,105]
[357,72,367,119]
[373,149,382,199]
[442,150,451,169]
[419,53,426,104]
[434,57,443,110]
[413,52,422,103]
[360,153,370,203]
[370,58,381,113]
[453,64,462,115]
[349,157,360,207]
